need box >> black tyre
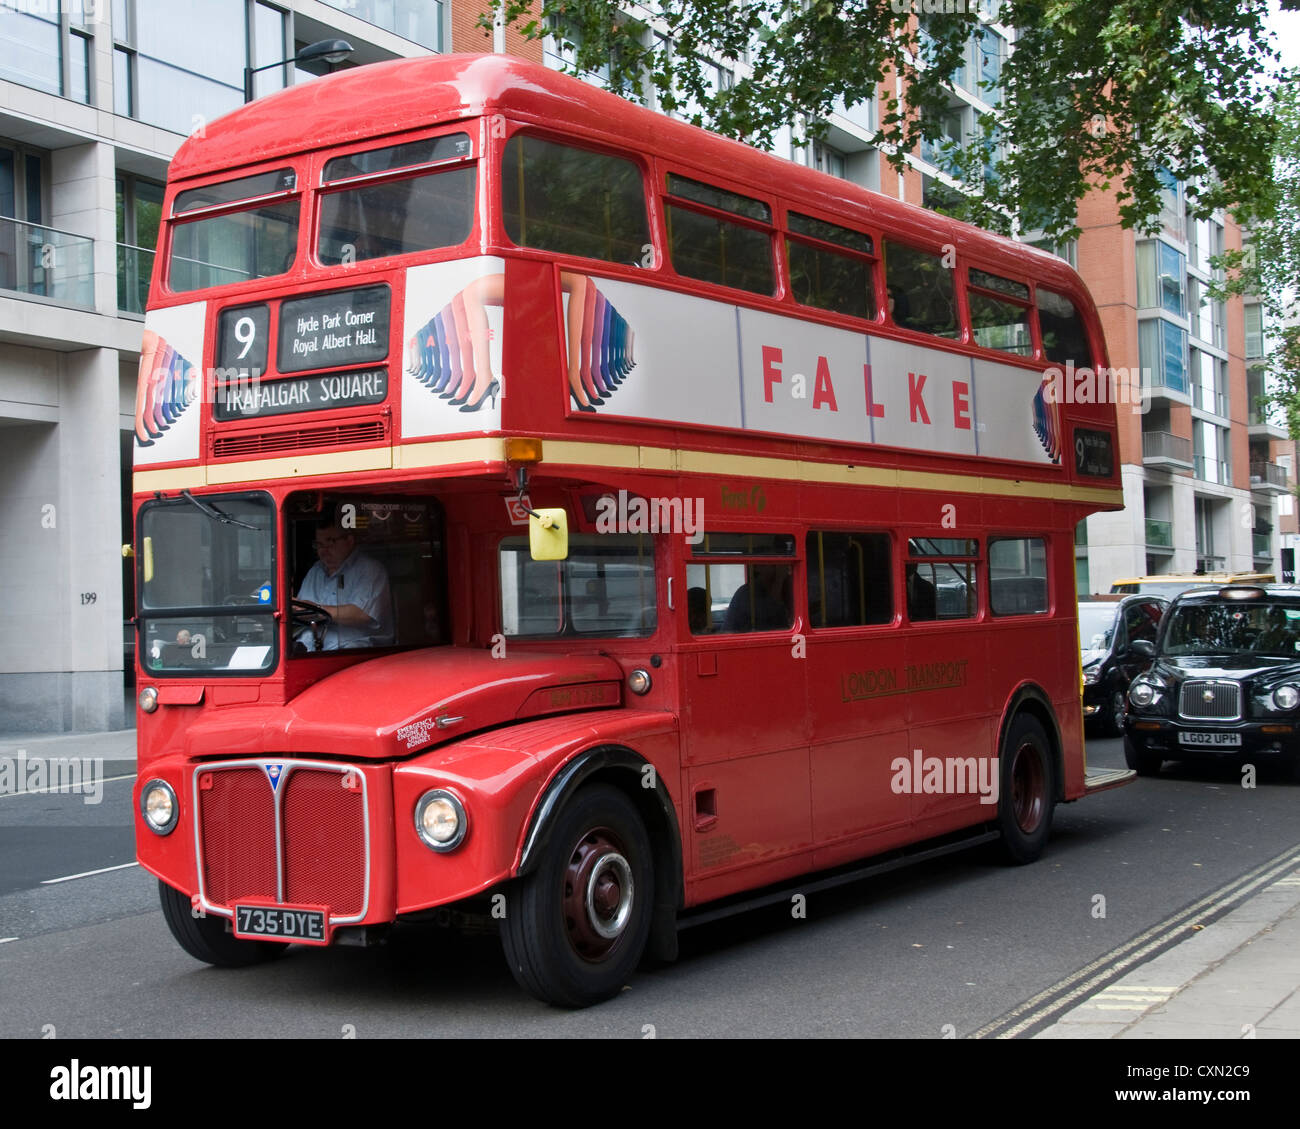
[500,784,653,1007]
[1104,688,1127,738]
[1123,734,1162,777]
[994,714,1056,865]
[158,880,287,967]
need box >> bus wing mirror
[529,508,569,561]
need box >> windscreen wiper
[179,489,261,531]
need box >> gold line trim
[133,436,1124,507]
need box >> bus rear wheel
[501,784,653,1007]
[158,880,287,967]
[994,714,1056,865]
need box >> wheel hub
[1010,741,1045,833]
[562,828,634,959]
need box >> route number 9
[234,316,256,360]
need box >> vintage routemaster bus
[131,53,1129,1006]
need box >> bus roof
[168,53,1088,303]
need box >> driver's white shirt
[296,548,393,650]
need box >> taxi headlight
[1129,681,1157,709]
[415,789,467,852]
[1082,668,1099,685]
[140,779,178,835]
[1274,685,1300,710]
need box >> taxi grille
[196,762,367,920]
[1179,681,1241,721]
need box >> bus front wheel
[501,784,653,1007]
[158,880,287,967]
[994,714,1056,865]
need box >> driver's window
[287,495,446,654]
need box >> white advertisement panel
[401,257,506,439]
[565,280,1058,466]
[134,301,206,466]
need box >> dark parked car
[1079,594,1167,735]
[1123,584,1300,778]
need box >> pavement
[1,727,1298,1039]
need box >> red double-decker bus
[131,54,1128,1006]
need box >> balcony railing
[117,244,155,315]
[1253,531,1273,558]
[1250,461,1289,490]
[1145,518,1173,548]
[1142,430,1193,466]
[0,216,94,308]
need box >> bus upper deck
[136,53,1118,510]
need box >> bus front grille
[196,761,368,920]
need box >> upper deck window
[786,212,878,321]
[318,133,475,265]
[321,134,470,183]
[173,168,296,214]
[501,134,650,265]
[884,241,957,337]
[665,174,774,296]
[967,268,1031,355]
[1038,288,1091,368]
[168,168,299,293]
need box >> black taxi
[1123,585,1300,778]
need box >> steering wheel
[290,599,334,650]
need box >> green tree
[1210,76,1300,429]
[483,1,1286,241]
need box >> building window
[0,1,63,96]
[810,140,846,180]
[976,25,1003,104]
[112,1,289,133]
[1189,216,1223,276]
[116,173,163,314]
[319,0,444,51]
[1246,303,1264,360]
[1137,240,1185,317]
[1157,168,1184,239]
[1027,237,1077,268]
[920,106,964,174]
[1139,318,1188,395]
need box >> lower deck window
[806,531,892,627]
[989,538,1048,615]
[907,537,979,621]
[500,534,656,637]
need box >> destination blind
[214,368,388,420]
[278,284,390,372]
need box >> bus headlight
[415,789,467,852]
[1274,685,1299,710]
[140,779,178,835]
[138,686,159,713]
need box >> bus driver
[296,519,394,650]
